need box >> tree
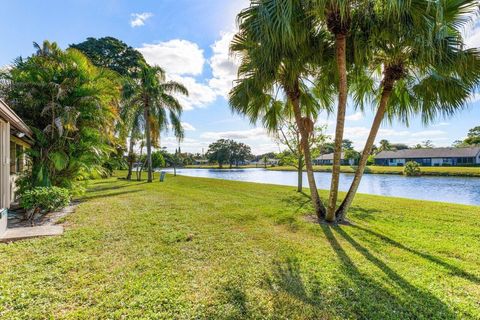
[70,37,145,78]
[335,1,480,221]
[344,148,360,165]
[276,121,328,192]
[391,143,409,151]
[305,0,372,221]
[207,139,231,168]
[230,0,334,219]
[0,41,120,190]
[71,37,146,179]
[126,65,188,182]
[151,151,166,169]
[464,126,480,145]
[422,140,434,149]
[228,141,252,168]
[378,139,391,152]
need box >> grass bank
[269,165,480,177]
[0,173,479,319]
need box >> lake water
[164,168,480,206]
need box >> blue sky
[1,0,479,154]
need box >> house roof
[316,152,345,161]
[0,99,33,140]
[376,147,480,159]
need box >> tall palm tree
[127,65,188,182]
[335,0,480,221]
[306,0,361,221]
[230,0,334,219]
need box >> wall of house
[431,158,443,166]
[386,158,405,166]
[0,119,10,236]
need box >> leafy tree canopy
[70,37,145,78]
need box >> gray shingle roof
[316,152,345,160]
[375,147,480,159]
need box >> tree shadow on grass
[328,225,459,319]
[87,181,147,193]
[280,191,312,213]
[351,224,480,284]
[348,206,381,221]
[79,189,142,201]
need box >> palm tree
[335,0,480,221]
[306,0,369,221]
[127,65,188,182]
[230,0,334,219]
[378,139,391,152]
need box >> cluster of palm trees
[1,38,189,189]
[71,37,189,184]
[229,0,480,222]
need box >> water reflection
[164,168,480,206]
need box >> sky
[1,0,479,155]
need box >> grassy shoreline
[268,165,480,177]
[0,173,479,319]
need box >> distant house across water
[314,152,356,166]
[375,147,480,166]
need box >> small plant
[20,186,71,220]
[403,161,421,176]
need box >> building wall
[0,120,10,236]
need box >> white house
[375,147,480,166]
[0,99,33,236]
[314,152,356,166]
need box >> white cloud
[432,122,450,127]
[181,122,196,131]
[469,92,480,103]
[130,12,153,28]
[345,111,364,121]
[201,128,267,140]
[199,128,280,154]
[137,40,205,76]
[137,40,215,110]
[465,18,480,49]
[169,75,217,110]
[208,31,240,97]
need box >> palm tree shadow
[79,189,142,201]
[266,256,322,306]
[280,191,312,213]
[332,226,457,319]
[321,225,457,319]
[351,225,480,284]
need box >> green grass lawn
[270,165,480,177]
[1,173,479,319]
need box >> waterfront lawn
[0,174,479,319]
[270,165,480,177]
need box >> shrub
[20,187,71,218]
[403,161,421,176]
[367,155,375,166]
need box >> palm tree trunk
[144,97,153,183]
[289,85,326,219]
[126,134,135,180]
[326,33,348,222]
[297,155,303,193]
[336,78,395,221]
